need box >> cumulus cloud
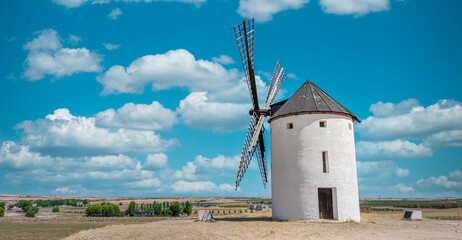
[54,0,206,8]
[23,29,102,81]
[357,99,462,142]
[212,55,235,65]
[416,171,462,191]
[103,43,120,51]
[108,8,123,20]
[53,0,91,8]
[319,0,389,17]
[68,34,82,45]
[357,161,410,178]
[356,140,433,160]
[95,101,178,131]
[177,92,249,131]
[171,180,234,193]
[144,153,168,170]
[237,0,310,23]
[97,49,242,96]
[15,108,177,156]
[1,140,164,195]
[389,183,415,194]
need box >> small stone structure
[403,210,422,220]
[249,204,269,211]
[198,210,214,221]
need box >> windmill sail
[233,18,287,190]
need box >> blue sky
[0,0,461,198]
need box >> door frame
[318,187,338,220]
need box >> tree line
[394,202,462,209]
[126,201,192,217]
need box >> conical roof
[269,79,361,122]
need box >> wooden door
[318,188,333,219]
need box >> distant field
[1,196,461,239]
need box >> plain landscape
[0,195,461,240]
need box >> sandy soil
[65,211,461,240]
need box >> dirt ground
[64,211,461,240]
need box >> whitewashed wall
[270,113,360,222]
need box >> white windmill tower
[233,18,362,222]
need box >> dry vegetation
[1,195,461,240]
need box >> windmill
[233,18,287,190]
[232,18,362,222]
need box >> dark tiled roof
[269,79,361,122]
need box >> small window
[348,123,352,130]
[320,121,326,128]
[322,151,328,173]
[287,122,293,129]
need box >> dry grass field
[1,196,461,240]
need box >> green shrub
[0,207,4,217]
[194,210,197,214]
[30,207,39,214]
[24,206,30,212]
[0,202,4,209]
[52,206,60,212]
[234,210,236,213]
[25,210,36,218]
[229,210,231,214]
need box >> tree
[0,202,5,209]
[169,201,181,217]
[184,201,192,215]
[17,200,31,211]
[0,207,4,217]
[52,206,60,213]
[127,201,136,216]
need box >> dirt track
[65,212,461,240]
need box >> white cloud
[395,167,410,178]
[319,0,389,17]
[357,161,410,178]
[177,92,249,131]
[422,130,462,148]
[53,0,90,8]
[171,180,235,193]
[95,101,178,131]
[15,108,177,156]
[357,99,462,144]
[108,8,123,20]
[212,55,235,65]
[54,0,206,8]
[23,29,102,81]
[103,43,120,51]
[389,183,415,194]
[144,153,168,169]
[356,140,433,160]
[125,178,161,188]
[97,49,241,95]
[55,187,70,193]
[195,154,241,170]
[68,34,82,45]
[287,73,298,79]
[92,0,110,4]
[84,154,138,169]
[449,170,462,181]
[416,171,462,191]
[237,0,310,23]
[1,140,165,195]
